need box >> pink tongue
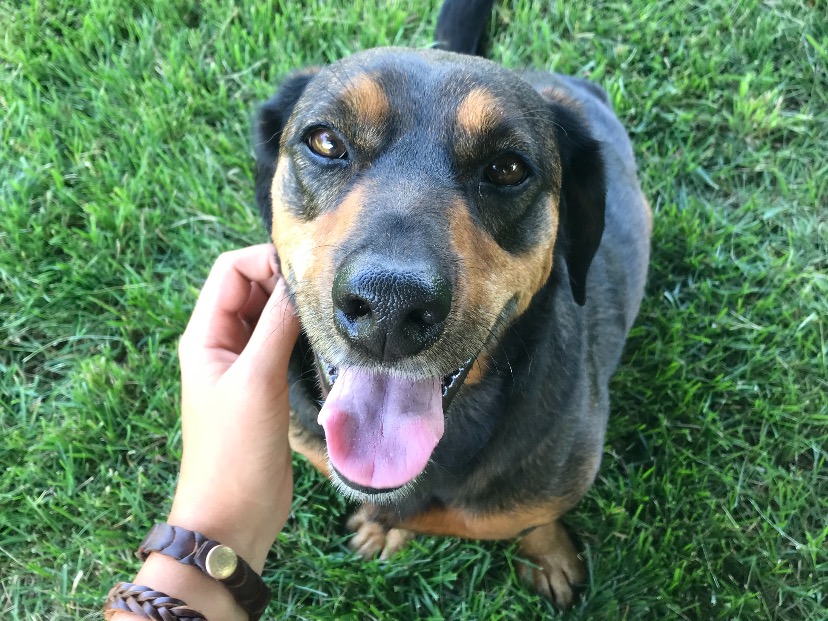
[317,367,444,490]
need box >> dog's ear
[254,69,319,232]
[547,100,606,306]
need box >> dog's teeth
[442,364,465,391]
[320,356,338,385]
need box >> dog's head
[254,48,605,500]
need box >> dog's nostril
[407,308,439,327]
[343,296,372,320]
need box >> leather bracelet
[137,523,271,621]
[103,582,207,620]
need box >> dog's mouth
[297,297,515,499]
[316,355,474,408]
[312,353,475,495]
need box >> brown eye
[306,128,348,159]
[484,154,529,186]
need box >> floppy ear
[548,101,606,306]
[254,69,319,233]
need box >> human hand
[169,243,300,572]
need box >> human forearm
[105,245,299,620]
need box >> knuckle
[214,251,235,270]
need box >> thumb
[237,277,301,382]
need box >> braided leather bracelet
[103,582,206,620]
[137,523,271,621]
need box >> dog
[253,0,651,607]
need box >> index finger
[183,244,280,348]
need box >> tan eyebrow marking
[456,86,504,134]
[340,73,390,124]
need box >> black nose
[332,258,452,361]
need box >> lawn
[1,0,825,619]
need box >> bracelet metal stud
[205,544,239,580]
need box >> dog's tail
[434,0,496,56]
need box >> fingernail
[268,247,281,275]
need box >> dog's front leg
[515,520,586,609]
[346,504,415,560]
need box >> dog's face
[255,48,605,500]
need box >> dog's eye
[306,128,348,160]
[483,154,529,186]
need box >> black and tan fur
[253,0,650,607]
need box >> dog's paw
[515,521,586,609]
[346,506,414,560]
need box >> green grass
[1,0,825,618]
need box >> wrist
[166,506,278,574]
[170,449,293,571]
[109,552,246,621]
